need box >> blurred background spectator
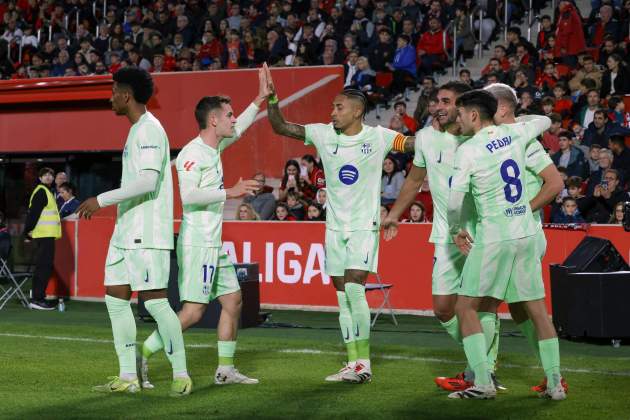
[235,203,260,221]
[57,182,80,219]
[243,173,276,220]
[402,201,427,223]
[381,155,405,205]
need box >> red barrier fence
[0,66,344,184]
[47,219,629,314]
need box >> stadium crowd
[1,0,629,224]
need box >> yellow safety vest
[28,184,61,239]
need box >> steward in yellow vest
[24,167,61,310]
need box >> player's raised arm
[220,67,271,152]
[264,63,306,141]
[515,114,551,141]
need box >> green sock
[539,338,561,389]
[218,340,236,367]
[486,315,500,372]
[337,291,358,363]
[462,333,491,386]
[105,295,137,376]
[518,319,540,354]
[345,283,370,361]
[144,298,187,375]
[440,316,462,344]
[478,312,497,371]
[142,330,164,359]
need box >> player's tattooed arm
[263,61,306,141]
[391,135,415,153]
[403,136,415,152]
[267,101,306,140]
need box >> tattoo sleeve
[267,101,306,140]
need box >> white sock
[173,371,189,379]
[120,372,137,382]
[357,359,371,371]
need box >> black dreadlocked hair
[340,87,368,119]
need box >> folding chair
[0,239,31,310]
[365,273,398,327]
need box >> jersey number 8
[500,159,522,203]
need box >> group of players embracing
[75,62,566,401]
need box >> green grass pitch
[1,301,630,419]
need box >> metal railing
[443,20,457,76]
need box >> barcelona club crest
[361,143,372,155]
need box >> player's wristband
[268,94,279,105]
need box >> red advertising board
[48,219,630,315]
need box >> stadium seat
[365,274,398,327]
[0,244,31,310]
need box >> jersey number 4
[500,159,522,203]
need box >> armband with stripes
[392,133,408,152]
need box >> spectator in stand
[243,173,276,221]
[393,101,419,134]
[388,34,416,100]
[536,61,560,93]
[416,17,449,78]
[453,6,475,66]
[236,203,260,221]
[576,89,602,129]
[53,171,67,208]
[300,154,325,201]
[590,169,629,222]
[381,155,405,205]
[459,69,473,86]
[506,27,537,58]
[403,201,427,223]
[536,15,555,50]
[413,77,438,125]
[589,4,621,46]
[57,182,80,219]
[368,28,396,72]
[598,37,625,67]
[609,135,630,183]
[306,202,325,221]
[551,83,573,121]
[350,56,376,94]
[569,55,603,95]
[552,197,586,223]
[542,113,563,153]
[552,176,591,221]
[551,130,589,179]
[601,54,630,98]
[343,49,360,87]
[554,0,587,67]
[608,96,629,127]
[389,114,410,135]
[541,97,556,116]
[514,69,541,102]
[609,202,626,224]
[279,159,307,202]
[273,202,295,221]
[587,144,603,174]
[583,109,630,147]
[286,191,306,220]
[315,188,327,210]
[587,147,614,195]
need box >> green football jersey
[413,126,476,243]
[176,137,225,247]
[451,122,547,244]
[110,111,173,250]
[523,138,553,226]
[304,123,402,231]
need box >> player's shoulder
[177,137,207,163]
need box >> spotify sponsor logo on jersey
[338,164,359,185]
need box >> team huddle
[76,64,566,401]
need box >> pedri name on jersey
[485,136,512,153]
